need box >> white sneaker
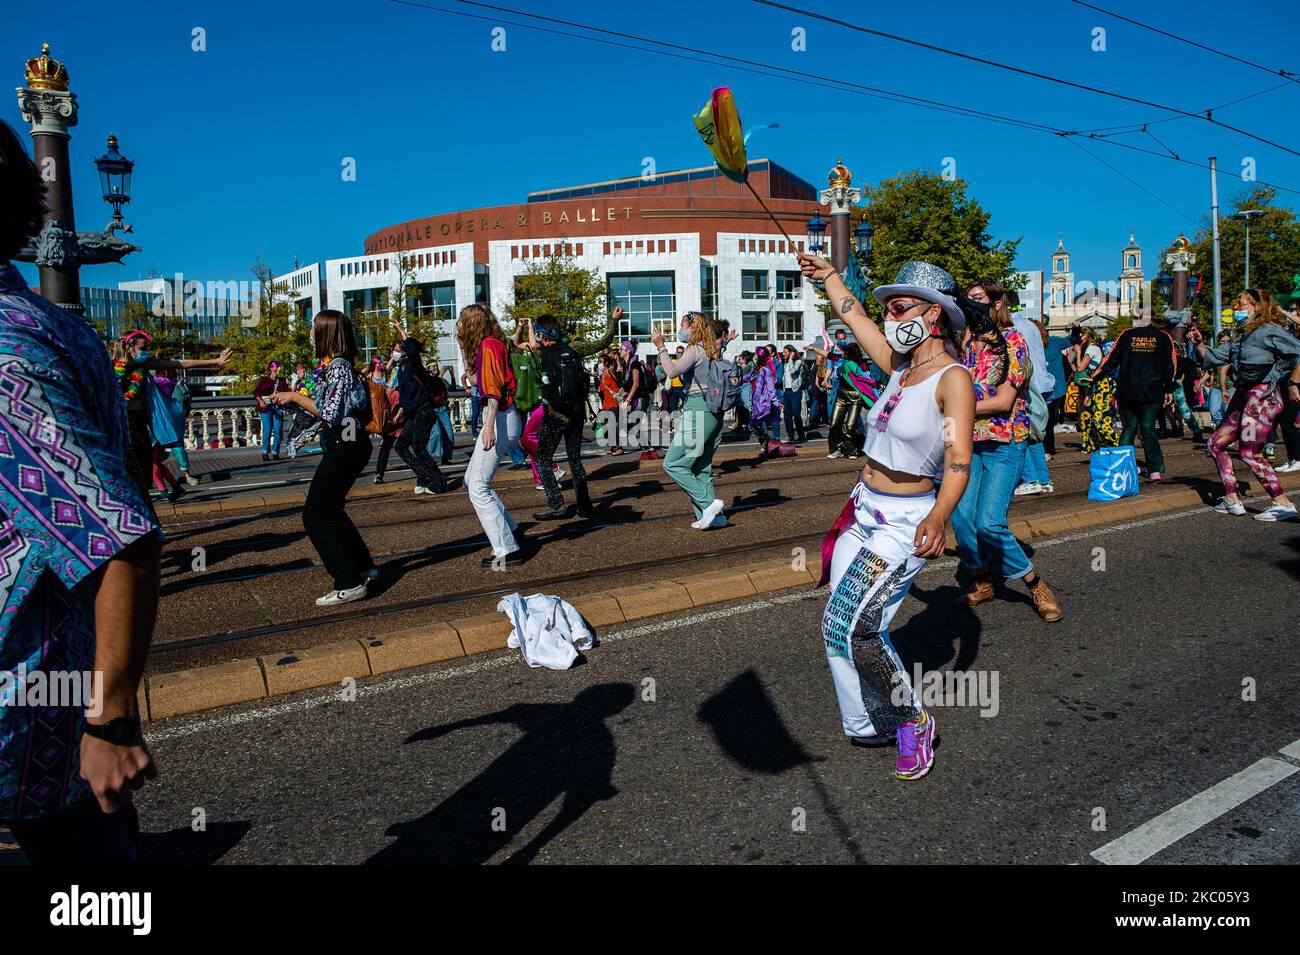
[826,451,844,459]
[315,583,368,606]
[414,485,432,495]
[1276,460,1300,473]
[708,513,729,529]
[1013,482,1043,496]
[691,498,725,529]
[1254,503,1298,522]
[554,468,565,481]
[1213,497,1246,516]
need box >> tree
[504,244,617,356]
[822,170,1022,322]
[1182,186,1300,326]
[350,237,444,364]
[217,258,312,394]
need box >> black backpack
[543,345,590,418]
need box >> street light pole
[1210,157,1224,340]
[819,159,861,274]
[1229,209,1265,288]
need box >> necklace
[900,352,940,386]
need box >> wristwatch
[82,715,142,745]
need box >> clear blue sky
[7,0,1299,292]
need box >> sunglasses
[883,300,934,318]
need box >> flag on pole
[693,87,747,182]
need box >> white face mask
[884,318,928,354]
[678,324,692,344]
[391,350,403,361]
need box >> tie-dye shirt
[0,263,158,820]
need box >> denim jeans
[780,388,806,441]
[951,439,1033,579]
[1021,441,1051,485]
[259,408,283,456]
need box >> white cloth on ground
[498,592,594,670]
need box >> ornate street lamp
[1156,269,1172,301]
[94,134,133,233]
[853,219,874,257]
[1228,209,1265,287]
[806,211,827,254]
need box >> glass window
[700,262,718,321]
[741,269,768,299]
[608,272,676,340]
[775,270,801,299]
[776,312,803,339]
[742,311,770,341]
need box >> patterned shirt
[0,263,158,820]
[965,328,1032,443]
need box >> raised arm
[798,253,895,373]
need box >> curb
[141,473,1298,723]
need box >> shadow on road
[140,819,252,864]
[366,682,635,865]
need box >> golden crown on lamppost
[828,158,852,188]
[24,42,68,91]
[1171,234,1191,254]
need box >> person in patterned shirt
[0,120,161,862]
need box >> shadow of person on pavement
[698,669,816,773]
[891,579,984,674]
[139,819,253,864]
[366,682,635,865]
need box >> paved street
[133,495,1300,864]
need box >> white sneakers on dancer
[691,498,725,529]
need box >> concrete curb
[141,473,1297,723]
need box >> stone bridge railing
[185,392,476,449]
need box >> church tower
[1120,229,1143,317]
[1048,234,1073,319]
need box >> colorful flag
[693,87,747,182]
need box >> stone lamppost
[820,159,861,274]
[1163,233,1196,342]
[14,43,138,313]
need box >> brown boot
[954,569,994,609]
[1028,576,1063,622]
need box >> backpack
[543,345,590,418]
[363,377,390,435]
[704,356,742,414]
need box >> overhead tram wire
[751,0,1300,159]
[1070,0,1300,84]
[386,0,1300,197]
[1064,137,1196,223]
[1073,80,1296,138]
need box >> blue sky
[7,0,1298,292]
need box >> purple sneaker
[895,709,937,780]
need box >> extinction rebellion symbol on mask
[897,321,925,346]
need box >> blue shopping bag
[1088,445,1140,501]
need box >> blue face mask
[678,324,692,344]
[1233,310,1250,323]
[135,351,151,363]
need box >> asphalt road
[132,491,1300,864]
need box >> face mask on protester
[135,350,151,363]
[678,323,692,344]
[1233,310,1250,323]
[391,350,404,361]
[883,318,928,354]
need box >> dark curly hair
[0,120,46,262]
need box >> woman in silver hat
[799,252,974,781]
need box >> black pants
[376,432,396,477]
[395,405,446,491]
[536,409,590,510]
[304,426,374,590]
[5,798,139,864]
[1043,396,1063,455]
[828,389,865,457]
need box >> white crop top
[862,362,969,479]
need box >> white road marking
[146,490,1291,742]
[1279,737,1300,762]
[1090,758,1299,865]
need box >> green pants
[1118,399,1165,474]
[663,391,725,517]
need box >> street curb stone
[259,639,371,696]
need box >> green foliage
[1183,186,1300,324]
[350,248,444,361]
[218,258,312,394]
[504,244,615,356]
[819,169,1022,322]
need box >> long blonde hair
[685,311,720,360]
[456,303,508,363]
[1240,288,1286,336]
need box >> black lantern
[806,211,827,253]
[854,219,874,256]
[1156,269,1172,301]
[94,134,133,227]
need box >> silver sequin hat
[872,261,965,331]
